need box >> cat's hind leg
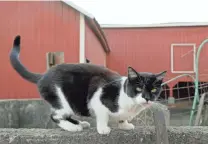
[118,120,135,130]
[51,110,83,132]
[45,86,90,132]
[51,110,90,131]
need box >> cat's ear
[128,67,138,81]
[156,71,167,80]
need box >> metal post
[153,108,169,144]
[189,39,208,126]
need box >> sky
[67,0,208,25]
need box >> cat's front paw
[80,121,90,129]
[118,122,135,130]
[97,126,111,135]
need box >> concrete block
[0,100,19,128]
[18,99,57,129]
[0,127,207,144]
[0,99,169,128]
[132,102,170,126]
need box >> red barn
[0,1,109,99]
[1,1,208,104]
[103,24,208,102]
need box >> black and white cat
[10,35,166,135]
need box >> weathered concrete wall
[0,99,196,128]
[0,100,207,144]
[0,99,56,128]
[0,127,207,144]
[169,108,192,126]
[0,99,170,128]
[0,99,195,128]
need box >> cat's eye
[151,88,157,93]
[136,87,142,92]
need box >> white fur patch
[56,86,74,116]
[88,76,150,135]
[54,86,84,132]
[135,93,146,104]
[97,126,111,135]
[109,77,147,121]
[79,121,90,128]
[58,120,83,132]
[88,88,111,135]
[118,120,135,130]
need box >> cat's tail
[9,35,42,84]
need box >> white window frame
[171,43,196,73]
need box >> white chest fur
[108,77,148,121]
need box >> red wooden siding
[85,22,106,66]
[104,27,208,88]
[0,1,80,99]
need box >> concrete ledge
[0,127,207,144]
[0,99,194,127]
[0,99,170,128]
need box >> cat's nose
[143,94,150,102]
[145,98,149,102]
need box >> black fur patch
[38,63,121,116]
[50,113,59,123]
[61,72,91,116]
[13,35,21,47]
[65,116,79,125]
[100,81,121,112]
[119,120,124,123]
[50,113,79,125]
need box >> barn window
[46,52,64,70]
[171,43,196,74]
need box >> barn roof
[62,0,110,53]
[101,22,208,29]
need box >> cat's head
[125,67,167,104]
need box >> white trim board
[62,0,94,19]
[171,43,196,74]
[79,13,85,63]
[101,22,208,28]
